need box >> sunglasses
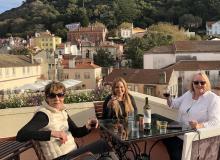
[193,81,206,85]
[47,93,65,99]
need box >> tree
[124,38,146,68]
[179,14,202,29]
[94,49,116,67]
[148,22,189,41]
[114,0,140,24]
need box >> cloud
[0,0,23,13]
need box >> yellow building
[30,30,62,51]
[0,54,41,91]
[63,63,102,89]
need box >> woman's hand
[107,95,118,109]
[86,118,99,130]
[51,131,68,144]
[189,120,204,129]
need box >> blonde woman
[103,77,137,119]
[163,72,220,160]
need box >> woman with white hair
[163,71,220,160]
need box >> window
[0,68,2,77]
[205,71,210,76]
[12,68,16,76]
[84,72,90,79]
[23,67,26,75]
[36,66,39,73]
[64,74,69,79]
[75,73,80,79]
[5,68,9,77]
[144,85,154,96]
[27,67,30,74]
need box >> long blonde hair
[111,77,133,118]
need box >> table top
[99,113,194,143]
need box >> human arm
[167,91,190,109]
[67,115,91,138]
[16,112,51,142]
[203,95,220,128]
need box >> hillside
[0,0,219,39]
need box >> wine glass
[163,88,170,98]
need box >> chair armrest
[72,152,96,160]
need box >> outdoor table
[99,113,194,160]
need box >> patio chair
[181,127,220,160]
[0,133,99,160]
[93,101,104,119]
[0,136,33,160]
[72,152,97,160]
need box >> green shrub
[0,87,111,109]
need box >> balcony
[0,91,219,160]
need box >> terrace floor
[19,129,170,160]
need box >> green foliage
[179,14,202,29]
[9,48,33,55]
[148,22,189,41]
[94,49,116,67]
[0,0,220,38]
[0,88,111,109]
[0,94,44,109]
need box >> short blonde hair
[190,71,211,92]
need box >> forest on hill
[0,0,219,39]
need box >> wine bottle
[143,97,151,129]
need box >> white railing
[0,91,178,138]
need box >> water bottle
[143,97,151,129]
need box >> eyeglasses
[193,81,206,85]
[47,93,65,99]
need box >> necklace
[186,99,197,114]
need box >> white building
[144,41,220,69]
[206,21,220,36]
[0,54,41,91]
[55,42,79,58]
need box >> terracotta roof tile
[174,41,220,52]
[104,68,172,84]
[75,63,101,69]
[145,44,174,54]
[0,54,37,67]
[164,60,220,71]
[145,41,220,54]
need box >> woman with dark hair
[103,77,137,119]
[163,71,220,160]
[16,81,111,160]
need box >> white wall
[144,54,175,69]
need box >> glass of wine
[163,88,170,98]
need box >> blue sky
[0,0,23,13]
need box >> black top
[102,94,137,119]
[16,111,90,142]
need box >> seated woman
[16,81,111,160]
[102,77,137,120]
[163,72,220,160]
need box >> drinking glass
[163,88,170,98]
[159,121,168,134]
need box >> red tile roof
[104,68,172,84]
[164,60,220,71]
[145,41,220,54]
[75,63,101,69]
